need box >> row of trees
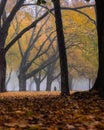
[1,0,103,97]
[37,0,104,97]
[12,0,96,91]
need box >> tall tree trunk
[46,65,53,91]
[91,1,104,97]
[53,0,69,96]
[18,74,26,91]
[0,48,6,92]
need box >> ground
[0,91,104,130]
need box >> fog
[6,71,92,92]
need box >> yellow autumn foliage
[6,1,97,80]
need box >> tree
[0,0,54,91]
[53,0,69,96]
[0,0,25,91]
[16,16,53,91]
[33,71,47,91]
[91,0,104,97]
[0,0,96,92]
[84,0,104,97]
[17,30,55,91]
[45,53,58,91]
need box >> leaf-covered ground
[0,91,104,130]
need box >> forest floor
[0,91,104,130]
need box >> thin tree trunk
[0,48,6,92]
[46,65,53,91]
[89,78,91,90]
[53,0,69,96]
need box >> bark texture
[92,0,104,97]
[54,0,69,96]
[0,48,6,92]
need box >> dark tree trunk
[36,82,40,91]
[46,77,52,91]
[18,74,26,91]
[0,1,25,92]
[46,65,53,91]
[91,1,104,97]
[53,0,69,96]
[35,79,40,91]
[0,48,6,92]
[33,75,42,91]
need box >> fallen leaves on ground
[0,91,104,130]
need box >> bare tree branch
[20,16,50,70]
[24,31,55,71]
[12,15,24,57]
[5,9,52,52]
[0,0,7,19]
[3,0,25,30]
[5,4,96,52]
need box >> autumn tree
[15,15,52,90]
[0,0,55,91]
[0,0,96,92]
[53,0,70,96]
[0,0,25,91]
[90,0,104,97]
